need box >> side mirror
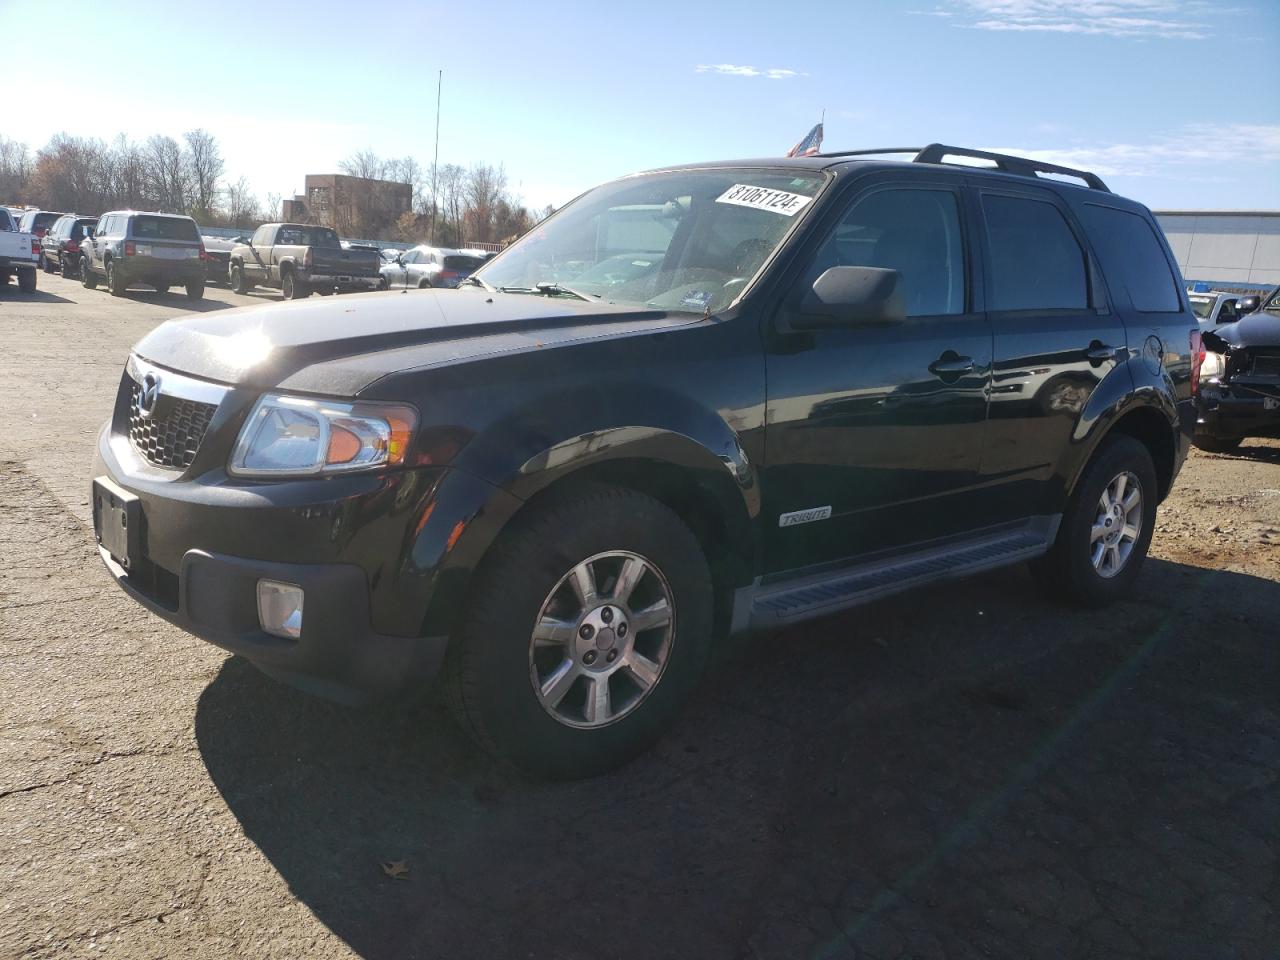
[792,266,906,330]
[1236,295,1260,315]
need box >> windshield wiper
[498,282,596,302]
[460,274,496,293]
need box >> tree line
[0,131,550,245]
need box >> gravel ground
[1,273,1278,959]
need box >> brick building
[281,173,412,237]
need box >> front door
[762,179,993,574]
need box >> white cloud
[983,123,1280,179]
[695,64,804,80]
[936,0,1215,39]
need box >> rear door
[762,175,993,573]
[974,184,1129,523]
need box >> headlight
[229,393,416,477]
[1201,350,1225,380]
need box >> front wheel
[229,263,249,295]
[443,485,713,779]
[1031,434,1157,607]
[1192,435,1242,454]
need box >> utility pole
[429,69,442,245]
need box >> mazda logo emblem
[136,373,161,419]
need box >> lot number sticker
[716,184,813,217]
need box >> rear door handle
[1086,343,1119,363]
[929,354,975,377]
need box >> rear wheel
[443,485,713,779]
[1192,435,1242,454]
[1031,434,1157,607]
[106,260,126,297]
[17,267,36,293]
[81,258,97,289]
[418,278,432,289]
[281,271,309,300]
[60,256,75,279]
[41,254,54,273]
[186,281,204,301]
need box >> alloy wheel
[1091,471,1142,578]
[529,550,676,728]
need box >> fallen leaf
[381,860,410,881]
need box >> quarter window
[1078,205,1181,313]
[982,195,1088,312]
[806,187,966,316]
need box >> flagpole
[429,69,442,245]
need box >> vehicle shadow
[0,289,75,305]
[117,290,238,312]
[195,557,1280,959]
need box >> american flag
[786,122,824,158]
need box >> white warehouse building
[1154,210,1280,289]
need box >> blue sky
[5,0,1278,210]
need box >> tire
[185,281,204,301]
[378,275,389,291]
[418,278,431,289]
[81,257,98,289]
[281,271,310,300]
[61,256,75,279]
[41,254,53,273]
[1030,434,1158,607]
[17,267,36,294]
[229,262,248,295]
[106,260,126,297]
[443,484,714,779]
[1192,435,1242,454]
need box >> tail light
[124,241,136,256]
[30,238,41,255]
[66,240,80,253]
[439,270,459,281]
[304,248,313,268]
[198,243,209,261]
[1190,329,1204,396]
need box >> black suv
[41,214,98,278]
[82,211,208,300]
[1192,285,1280,452]
[92,145,1197,777]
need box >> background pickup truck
[0,208,40,293]
[228,223,381,300]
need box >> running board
[743,517,1059,631]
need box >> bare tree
[144,135,190,213]
[184,129,224,221]
[223,176,260,229]
[0,137,33,203]
[339,149,387,180]
[112,135,147,210]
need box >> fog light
[257,580,304,639]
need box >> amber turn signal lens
[325,425,363,464]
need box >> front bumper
[92,423,516,703]
[1194,382,1280,440]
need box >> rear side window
[131,216,199,242]
[982,195,1087,312]
[444,255,483,272]
[806,187,967,317]
[1079,205,1181,312]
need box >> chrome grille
[127,380,218,470]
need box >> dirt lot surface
[1,273,1278,959]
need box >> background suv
[41,214,98,278]
[81,211,208,300]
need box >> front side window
[401,249,419,264]
[804,187,966,316]
[1078,204,1180,312]
[477,168,826,313]
[983,195,1088,312]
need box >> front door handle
[1086,342,1119,363]
[929,354,975,377]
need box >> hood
[1205,309,1280,350]
[133,288,690,395]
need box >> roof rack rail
[817,147,923,158]
[913,143,1110,192]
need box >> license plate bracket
[93,476,142,571]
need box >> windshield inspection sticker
[716,184,813,217]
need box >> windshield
[1189,296,1214,319]
[132,215,199,242]
[476,168,826,312]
